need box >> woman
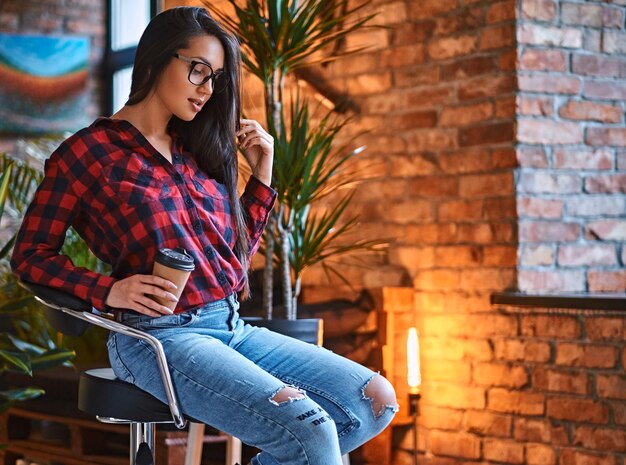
[11,7,397,465]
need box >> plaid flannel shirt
[11,117,276,313]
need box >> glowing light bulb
[407,327,421,394]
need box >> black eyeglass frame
[173,53,227,91]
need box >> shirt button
[175,173,183,183]
[194,221,202,232]
[185,197,193,206]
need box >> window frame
[103,0,160,116]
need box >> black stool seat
[78,368,174,423]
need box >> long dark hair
[127,7,251,296]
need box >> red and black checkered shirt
[11,117,276,313]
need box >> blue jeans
[107,295,398,465]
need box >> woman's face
[155,34,225,121]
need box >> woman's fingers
[106,274,178,317]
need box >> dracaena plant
[0,155,74,412]
[205,0,379,319]
[0,150,113,412]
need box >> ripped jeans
[107,294,398,465]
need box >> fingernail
[170,294,179,302]
[169,283,178,289]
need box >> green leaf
[0,160,12,221]
[0,387,45,402]
[30,348,75,372]
[0,349,32,375]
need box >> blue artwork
[0,33,90,134]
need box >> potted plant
[205,0,383,343]
[0,154,76,414]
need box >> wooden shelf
[0,402,229,465]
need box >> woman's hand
[105,275,179,317]
[236,119,274,186]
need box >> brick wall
[0,0,106,152]
[302,0,520,307]
[382,287,626,465]
[517,0,626,293]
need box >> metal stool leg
[130,422,156,465]
[185,422,205,465]
[226,435,242,465]
[342,453,351,465]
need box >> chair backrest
[19,281,92,337]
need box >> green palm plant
[206,0,380,319]
[0,156,75,413]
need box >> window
[104,0,159,115]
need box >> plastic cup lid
[155,248,195,271]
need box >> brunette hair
[127,6,251,296]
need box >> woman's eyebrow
[191,55,224,72]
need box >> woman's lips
[189,98,204,112]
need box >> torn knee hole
[269,385,306,406]
[362,374,399,419]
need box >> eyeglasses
[173,53,229,93]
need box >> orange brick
[526,443,556,465]
[422,360,472,383]
[460,267,515,290]
[474,363,528,388]
[547,397,609,424]
[519,74,581,94]
[518,270,585,293]
[521,0,557,21]
[493,339,552,363]
[465,313,518,337]
[586,318,624,342]
[429,430,481,460]
[484,438,524,464]
[519,221,580,242]
[518,119,584,144]
[421,382,486,409]
[514,418,569,445]
[420,336,493,362]
[438,199,483,221]
[554,148,614,170]
[458,121,515,148]
[418,405,463,430]
[555,343,617,369]
[597,375,626,400]
[487,0,516,23]
[440,101,494,127]
[434,246,482,267]
[520,48,566,71]
[480,24,516,50]
[559,100,622,123]
[465,410,512,437]
[518,198,564,219]
[588,271,626,292]
[587,128,626,147]
[559,449,616,465]
[573,426,626,452]
[532,367,590,394]
[428,34,477,60]
[489,388,545,415]
[518,96,554,116]
[521,315,581,338]
[413,270,460,291]
[611,401,626,426]
[483,245,517,266]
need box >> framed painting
[0,33,90,134]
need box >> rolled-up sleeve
[240,175,277,257]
